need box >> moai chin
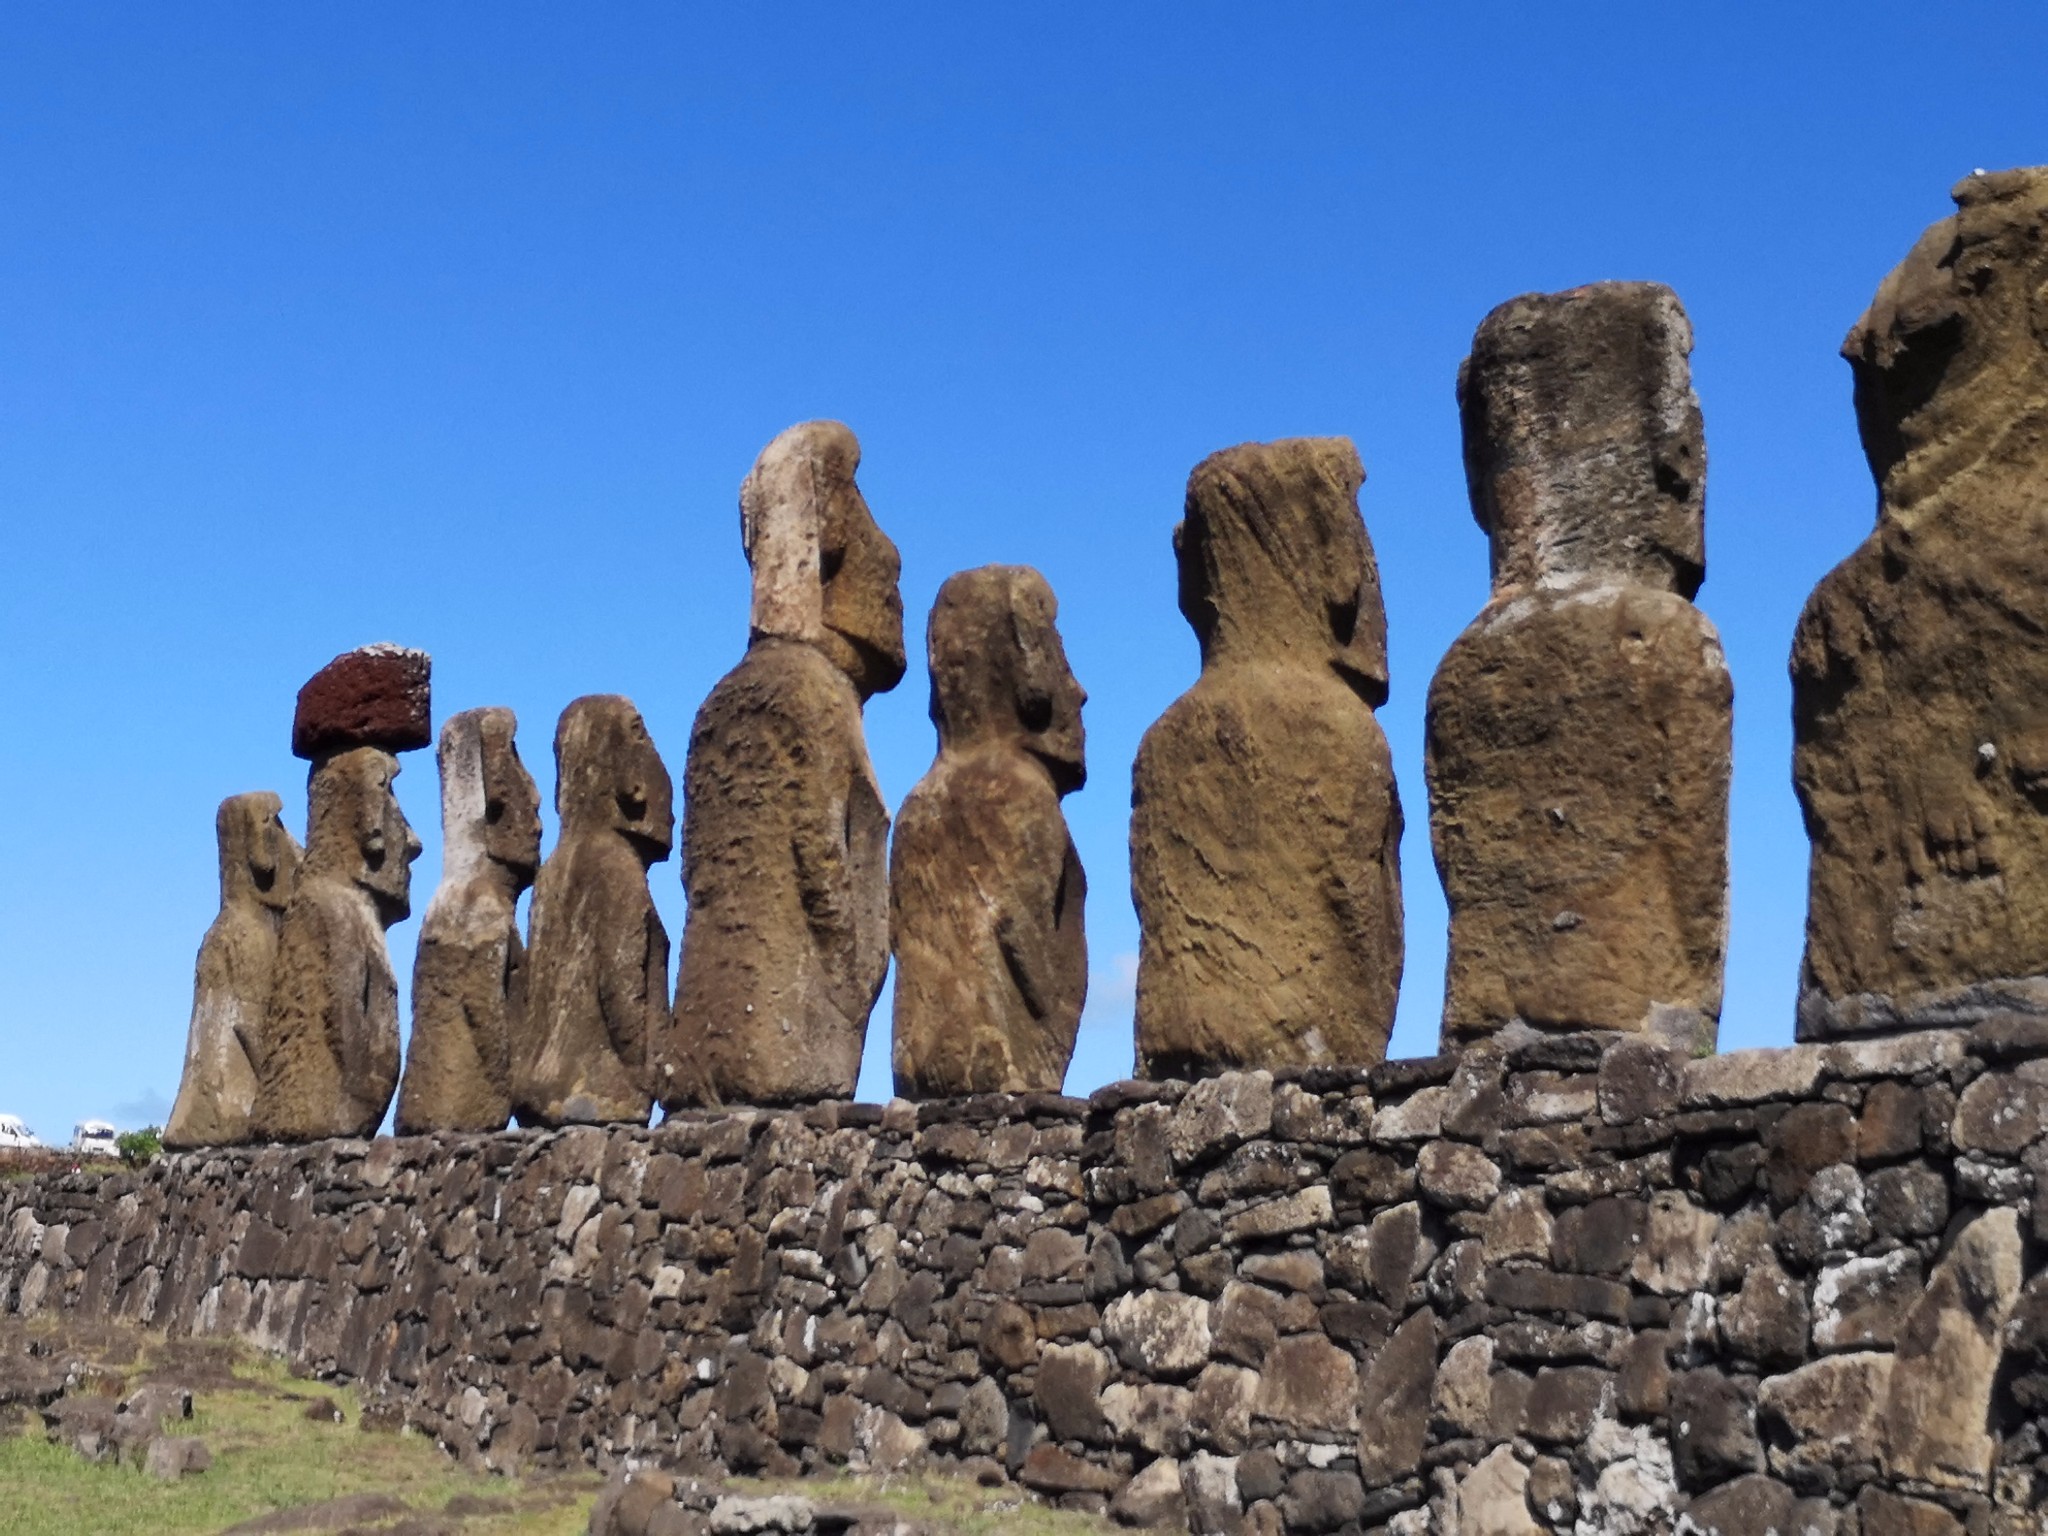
[1131,437,1404,1078]
[1426,282,1732,1052]
[395,709,541,1135]
[669,420,906,1107]
[892,565,1089,1098]
[163,793,303,1149]
[515,695,673,1126]
[1793,167,2048,1037]
[250,746,424,1141]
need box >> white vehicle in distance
[0,1115,41,1149]
[72,1120,119,1157]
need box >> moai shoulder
[892,565,1088,1098]
[1426,281,1732,1052]
[517,695,672,1127]
[670,421,905,1107]
[396,708,541,1136]
[164,792,302,1149]
[1131,436,1404,1078]
[1793,167,2048,1036]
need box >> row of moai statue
[165,166,2048,1147]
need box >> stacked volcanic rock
[12,1023,2048,1532]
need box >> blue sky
[3,5,2043,1139]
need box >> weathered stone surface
[1447,1445,1542,1536]
[1756,1352,1893,1473]
[1950,1070,2048,1153]
[1356,1307,1435,1486]
[396,709,541,1135]
[1812,1250,1921,1351]
[1415,1140,1500,1210]
[1856,1487,1965,1536]
[1035,1342,1110,1445]
[1794,168,2048,1038]
[1102,1382,1195,1456]
[1882,1206,2022,1489]
[1253,1332,1357,1438]
[1429,282,1728,1049]
[673,422,903,1107]
[250,746,421,1141]
[1103,1290,1211,1378]
[1630,1190,1716,1294]
[1167,1073,1275,1166]
[291,643,431,761]
[517,697,673,1126]
[1720,1256,1809,1369]
[1684,1474,1833,1536]
[1669,1368,1757,1489]
[165,793,302,1149]
[1682,1045,1824,1108]
[1111,1455,1188,1528]
[891,566,1088,1098]
[1131,437,1402,1076]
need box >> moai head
[1175,437,1388,705]
[740,420,907,701]
[1845,167,2048,513]
[1459,281,1705,599]
[217,791,301,915]
[438,708,542,890]
[305,747,423,925]
[554,695,673,866]
[927,565,1087,794]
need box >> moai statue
[395,709,542,1135]
[669,420,906,1106]
[516,695,673,1126]
[892,566,1089,1098]
[1131,438,1403,1078]
[251,645,428,1142]
[1793,167,2048,1037]
[163,793,303,1149]
[1426,282,1732,1052]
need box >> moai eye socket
[1019,691,1053,734]
[485,798,505,825]
[1328,592,1359,648]
[618,786,648,822]
[820,545,846,584]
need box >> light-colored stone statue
[668,421,905,1107]
[249,747,423,1142]
[1426,281,1732,1052]
[892,566,1088,1098]
[395,709,541,1136]
[516,695,673,1126]
[163,793,303,1149]
[1131,437,1403,1078]
[1794,167,2048,1037]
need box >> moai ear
[1009,596,1057,735]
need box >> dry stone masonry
[1131,438,1404,1079]
[891,565,1090,1098]
[15,1028,2048,1533]
[1427,282,1732,1053]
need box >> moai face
[928,565,1087,794]
[220,790,301,915]
[1175,437,1388,705]
[1845,168,2048,510]
[741,420,907,701]
[1458,281,1705,599]
[307,747,423,925]
[554,695,674,866]
[437,708,542,889]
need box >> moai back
[1426,282,1731,1050]
[163,792,302,1148]
[1131,437,1403,1077]
[1794,168,2048,1036]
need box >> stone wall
[7,1028,2048,1535]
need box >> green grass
[0,1339,595,1536]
